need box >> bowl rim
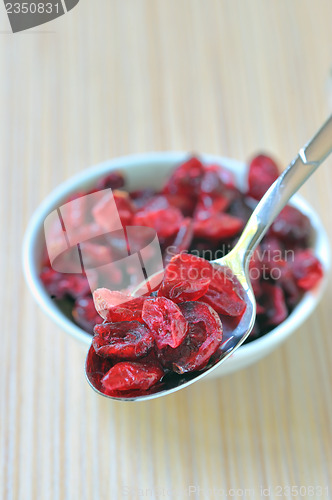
[22,151,330,363]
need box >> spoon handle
[233,114,332,264]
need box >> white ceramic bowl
[22,152,330,378]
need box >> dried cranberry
[292,249,324,291]
[247,154,279,200]
[92,321,154,359]
[92,190,134,230]
[93,289,146,322]
[260,282,288,325]
[194,196,230,221]
[165,194,196,217]
[133,206,183,239]
[40,266,92,299]
[158,278,211,303]
[194,213,243,241]
[200,165,237,196]
[163,156,205,197]
[270,205,311,244]
[164,253,212,281]
[159,301,223,374]
[142,297,189,349]
[202,267,247,317]
[101,361,164,393]
[113,190,135,225]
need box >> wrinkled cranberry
[292,249,324,291]
[158,277,211,303]
[163,157,205,197]
[93,321,154,359]
[270,205,311,245]
[194,196,230,221]
[159,301,223,374]
[247,154,279,200]
[260,282,288,326]
[202,267,247,317]
[40,266,92,299]
[159,253,211,302]
[101,361,164,393]
[194,213,244,241]
[164,253,213,282]
[142,297,189,349]
[133,206,184,239]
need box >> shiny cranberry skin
[159,301,223,374]
[101,361,164,393]
[142,297,189,349]
[92,321,154,360]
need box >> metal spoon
[86,114,332,401]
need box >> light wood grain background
[1,1,332,499]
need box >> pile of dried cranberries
[40,154,324,394]
[90,254,246,395]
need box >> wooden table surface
[1,1,332,499]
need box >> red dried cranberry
[165,194,196,217]
[164,253,213,282]
[202,267,247,317]
[92,321,154,359]
[194,213,243,241]
[93,289,146,322]
[40,266,92,299]
[159,301,223,374]
[260,282,288,325]
[163,157,205,197]
[158,254,211,302]
[158,278,211,303]
[194,196,230,221]
[92,190,134,230]
[101,361,164,393]
[72,296,103,332]
[201,164,237,194]
[247,154,279,200]
[113,190,135,226]
[270,205,311,244]
[142,297,189,349]
[292,249,324,291]
[133,206,183,239]
[278,266,301,307]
